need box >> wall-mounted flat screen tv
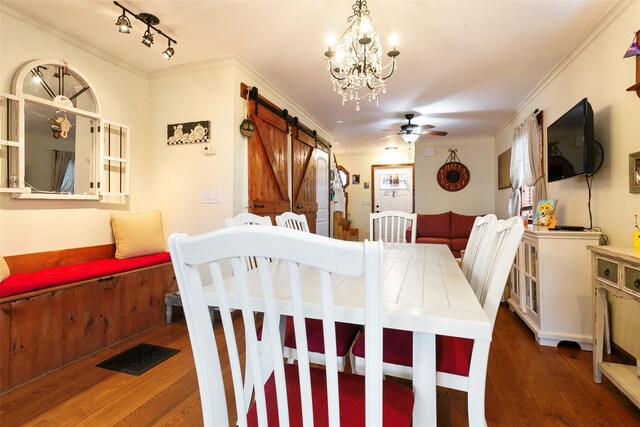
[547,98,595,182]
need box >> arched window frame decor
[0,59,130,201]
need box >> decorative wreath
[437,148,470,192]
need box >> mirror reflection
[24,102,93,195]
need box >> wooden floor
[1,304,639,426]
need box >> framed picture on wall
[498,148,511,190]
[352,174,360,185]
[630,151,640,193]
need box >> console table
[588,245,640,408]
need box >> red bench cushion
[0,252,171,298]
[247,363,414,426]
[351,328,475,377]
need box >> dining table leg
[413,331,437,426]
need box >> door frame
[370,163,415,213]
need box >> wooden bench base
[0,245,177,394]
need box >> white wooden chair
[275,211,360,372]
[351,216,524,427]
[275,212,309,233]
[168,226,414,426]
[460,214,498,293]
[370,210,417,243]
[225,213,272,270]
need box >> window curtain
[508,113,546,217]
[53,150,75,193]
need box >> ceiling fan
[379,113,448,143]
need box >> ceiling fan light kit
[381,113,448,143]
[113,1,177,60]
[324,0,400,111]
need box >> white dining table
[203,242,492,426]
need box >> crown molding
[493,0,634,137]
[1,2,149,79]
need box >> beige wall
[415,137,495,216]
[493,1,640,356]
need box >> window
[1,59,130,201]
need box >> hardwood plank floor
[1,305,639,426]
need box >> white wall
[415,137,495,216]
[493,1,640,356]
[335,147,414,240]
[0,9,151,255]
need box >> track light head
[115,11,132,33]
[141,27,154,47]
[162,44,175,60]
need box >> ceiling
[5,1,619,153]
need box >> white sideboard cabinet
[508,226,600,350]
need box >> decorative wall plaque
[167,120,210,145]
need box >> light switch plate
[200,189,220,204]
[203,143,216,155]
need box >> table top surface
[204,243,491,341]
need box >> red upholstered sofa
[406,211,479,258]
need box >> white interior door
[373,166,414,214]
[315,150,329,236]
[372,165,414,241]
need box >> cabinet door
[510,245,521,306]
[523,240,539,317]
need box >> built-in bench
[0,244,176,394]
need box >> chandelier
[324,0,400,111]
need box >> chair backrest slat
[370,210,417,243]
[276,212,310,233]
[462,214,498,291]
[169,226,384,426]
[472,217,524,327]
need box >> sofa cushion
[416,212,451,239]
[450,212,478,238]
[0,252,171,298]
[450,238,470,255]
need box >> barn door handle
[254,203,265,209]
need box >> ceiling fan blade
[420,130,448,136]
[418,124,436,130]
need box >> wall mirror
[2,59,130,201]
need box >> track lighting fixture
[113,1,177,59]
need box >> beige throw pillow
[111,210,167,259]
[0,256,10,282]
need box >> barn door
[247,100,290,222]
[291,128,318,233]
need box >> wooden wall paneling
[8,293,64,389]
[119,271,150,338]
[0,303,11,393]
[247,100,290,218]
[291,128,318,234]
